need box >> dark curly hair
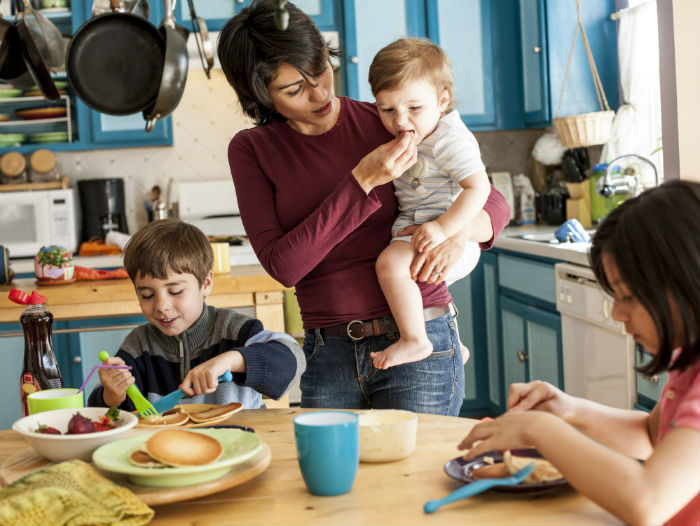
[590,180,700,375]
[217,0,339,126]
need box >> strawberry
[35,424,61,435]
[92,422,112,432]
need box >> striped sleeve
[433,111,485,183]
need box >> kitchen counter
[0,265,287,328]
[495,226,592,266]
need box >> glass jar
[29,149,60,183]
[0,151,27,184]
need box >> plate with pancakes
[444,449,568,494]
[135,402,243,428]
[93,427,263,487]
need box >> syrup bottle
[9,289,63,416]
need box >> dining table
[0,408,622,525]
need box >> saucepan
[13,0,58,99]
[143,0,188,132]
[66,0,165,115]
[187,0,213,78]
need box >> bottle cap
[8,289,46,305]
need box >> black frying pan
[13,0,58,100]
[143,0,188,132]
[66,0,165,115]
[0,15,12,68]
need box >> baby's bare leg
[371,241,433,369]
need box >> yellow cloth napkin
[0,459,154,526]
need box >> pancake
[128,449,168,468]
[138,411,190,427]
[144,428,224,467]
[503,450,563,483]
[472,462,509,479]
[187,402,243,423]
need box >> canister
[29,149,60,183]
[0,151,27,184]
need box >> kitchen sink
[508,230,596,244]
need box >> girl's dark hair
[217,0,339,126]
[590,180,700,375]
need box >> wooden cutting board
[0,443,271,506]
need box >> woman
[217,1,510,415]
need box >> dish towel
[0,459,154,526]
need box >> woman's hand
[398,226,464,284]
[179,351,245,396]
[458,411,555,460]
[411,221,447,253]
[352,131,417,194]
[507,380,577,421]
[98,356,133,407]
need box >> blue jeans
[300,313,464,416]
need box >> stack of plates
[0,133,26,147]
[15,107,68,120]
[29,131,69,144]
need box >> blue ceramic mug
[294,411,359,496]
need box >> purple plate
[444,449,568,494]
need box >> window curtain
[601,0,663,184]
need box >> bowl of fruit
[12,407,138,462]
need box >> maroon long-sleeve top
[228,98,510,328]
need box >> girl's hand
[411,221,447,253]
[458,411,554,460]
[179,351,244,396]
[98,356,133,407]
[352,131,417,194]
[507,381,576,421]
[409,234,464,284]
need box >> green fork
[98,351,159,418]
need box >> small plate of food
[444,449,568,493]
[135,402,243,428]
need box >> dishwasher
[555,262,636,409]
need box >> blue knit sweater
[87,304,304,410]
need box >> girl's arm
[460,411,700,525]
[228,133,415,287]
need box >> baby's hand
[179,351,244,396]
[412,221,447,253]
[98,356,133,407]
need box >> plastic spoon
[423,462,536,513]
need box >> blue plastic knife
[153,371,233,414]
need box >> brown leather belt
[315,305,451,341]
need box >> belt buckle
[346,320,365,341]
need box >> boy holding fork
[88,219,304,411]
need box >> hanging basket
[553,110,615,148]
[553,0,614,148]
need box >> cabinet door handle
[642,374,659,383]
[533,45,542,53]
[517,350,529,363]
[350,56,359,64]
[73,356,82,364]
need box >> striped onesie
[391,109,486,285]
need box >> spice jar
[29,149,60,183]
[0,151,27,184]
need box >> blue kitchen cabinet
[497,251,563,411]
[518,0,619,127]
[0,330,25,429]
[176,0,339,31]
[635,347,668,411]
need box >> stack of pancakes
[129,429,224,468]
[138,402,242,427]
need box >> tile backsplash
[56,69,549,235]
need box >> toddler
[459,181,700,526]
[368,38,491,369]
[88,219,304,410]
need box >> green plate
[0,89,23,98]
[30,132,69,143]
[92,428,263,487]
[27,81,68,90]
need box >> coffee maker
[77,178,129,242]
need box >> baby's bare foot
[370,338,433,369]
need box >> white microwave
[0,189,79,258]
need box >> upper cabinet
[342,0,618,131]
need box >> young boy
[368,38,491,369]
[88,219,304,410]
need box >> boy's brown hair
[123,219,213,287]
[369,38,455,113]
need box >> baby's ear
[439,88,451,113]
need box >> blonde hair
[369,38,455,113]
[123,219,213,287]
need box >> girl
[459,180,700,526]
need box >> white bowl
[359,409,418,463]
[12,407,138,462]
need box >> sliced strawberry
[92,422,112,432]
[35,424,62,435]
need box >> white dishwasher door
[555,263,636,409]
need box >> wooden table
[0,409,621,525]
